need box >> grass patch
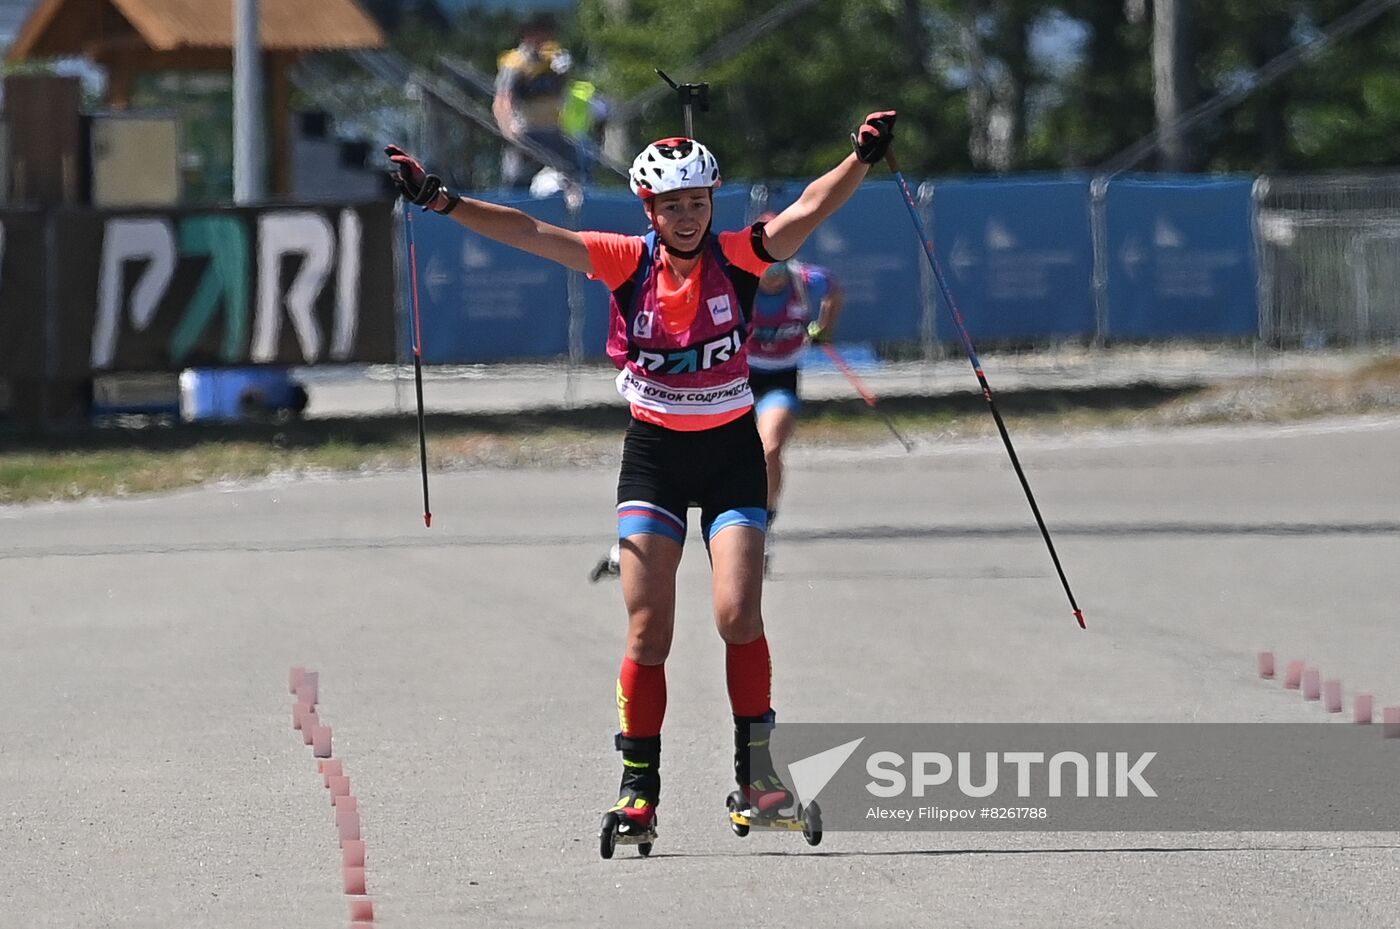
[0,440,408,504]
[3,359,1399,505]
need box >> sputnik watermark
[756,723,1400,831]
[865,751,1157,798]
[867,805,1050,822]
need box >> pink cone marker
[1322,680,1342,713]
[343,865,367,895]
[312,725,333,758]
[337,810,361,842]
[1257,651,1275,679]
[1383,707,1400,738]
[320,758,344,784]
[342,839,366,867]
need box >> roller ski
[589,542,621,583]
[598,735,659,859]
[725,711,822,846]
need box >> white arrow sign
[787,736,865,806]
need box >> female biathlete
[385,110,894,853]
[590,247,843,581]
[747,227,844,574]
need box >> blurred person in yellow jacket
[492,13,577,190]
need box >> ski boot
[725,710,822,846]
[599,734,659,859]
[589,542,621,583]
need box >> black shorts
[748,367,801,415]
[747,367,799,399]
[616,411,768,545]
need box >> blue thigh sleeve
[617,500,687,544]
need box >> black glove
[851,110,897,165]
[385,144,459,214]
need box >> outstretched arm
[761,111,896,261]
[805,273,844,344]
[386,145,592,274]
[815,281,844,335]
[492,90,518,142]
[439,197,592,273]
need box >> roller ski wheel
[727,791,822,846]
[599,811,617,859]
[598,808,657,859]
[725,790,750,837]
[589,543,621,583]
[801,799,823,846]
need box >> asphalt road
[3,413,1399,928]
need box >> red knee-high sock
[726,635,772,718]
[617,657,666,738]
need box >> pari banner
[757,723,1400,831]
[51,202,397,375]
[0,210,49,379]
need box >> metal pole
[887,149,1086,630]
[565,190,585,408]
[233,0,265,203]
[655,70,707,139]
[1089,176,1109,346]
[917,180,941,364]
[1251,176,1274,348]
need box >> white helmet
[628,137,721,199]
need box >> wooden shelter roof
[9,0,385,61]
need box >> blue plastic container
[178,368,307,421]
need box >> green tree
[1261,0,1400,170]
[1030,0,1154,168]
[1185,0,1400,172]
[577,0,972,181]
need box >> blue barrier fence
[927,177,1097,341]
[404,174,1260,363]
[763,181,929,344]
[1103,177,1257,338]
[407,193,572,364]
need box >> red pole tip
[1074,610,1086,629]
[424,512,432,528]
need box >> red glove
[385,144,459,214]
[851,111,897,165]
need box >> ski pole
[655,69,709,138]
[818,342,912,452]
[402,200,433,528]
[884,149,1085,630]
